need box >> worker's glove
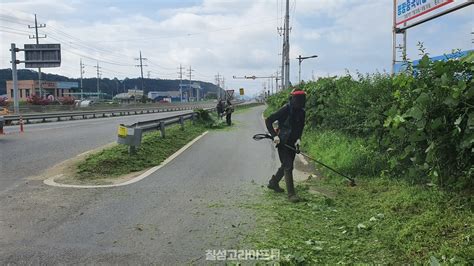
[273,136,280,146]
[295,139,301,154]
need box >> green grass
[244,129,473,264]
[76,121,206,180]
[301,130,388,179]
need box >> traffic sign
[24,44,61,68]
[226,89,234,99]
[239,88,244,95]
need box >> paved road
[0,110,193,193]
[0,105,280,264]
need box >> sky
[0,0,472,97]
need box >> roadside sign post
[23,44,61,68]
[225,90,234,101]
[391,0,473,74]
[8,43,61,114]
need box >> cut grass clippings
[244,129,473,264]
[244,178,473,264]
[76,121,206,180]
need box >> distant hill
[0,69,220,98]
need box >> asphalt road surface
[0,110,192,193]
[0,105,281,264]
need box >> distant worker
[265,89,306,203]
[216,99,225,119]
[225,99,234,126]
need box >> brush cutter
[253,133,356,186]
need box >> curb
[44,131,209,188]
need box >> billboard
[395,0,463,26]
[56,81,79,89]
[24,44,61,68]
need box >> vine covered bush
[267,52,473,190]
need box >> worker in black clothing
[265,89,306,203]
[225,99,234,126]
[216,99,224,119]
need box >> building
[6,80,78,100]
[147,91,181,102]
[394,49,473,73]
[179,82,202,101]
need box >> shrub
[58,96,75,105]
[26,95,51,105]
[267,52,473,190]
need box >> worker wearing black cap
[265,89,306,202]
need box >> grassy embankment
[245,107,473,264]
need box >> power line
[45,33,134,66]
[0,29,30,36]
[78,17,281,44]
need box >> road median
[42,120,209,187]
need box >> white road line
[44,131,209,189]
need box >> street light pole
[297,55,318,84]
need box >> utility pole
[94,61,101,100]
[135,51,147,92]
[147,71,151,79]
[28,14,46,97]
[275,70,280,92]
[221,77,226,99]
[283,0,290,89]
[10,44,19,114]
[215,73,221,100]
[79,58,85,100]
[278,31,285,90]
[178,64,184,102]
[188,66,194,101]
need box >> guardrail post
[191,113,195,125]
[160,121,165,138]
[179,116,184,130]
[129,145,137,155]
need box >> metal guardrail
[7,101,217,114]
[3,103,216,125]
[117,107,216,154]
[116,101,263,154]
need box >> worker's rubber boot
[267,175,284,193]
[285,171,300,203]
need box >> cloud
[0,0,472,96]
